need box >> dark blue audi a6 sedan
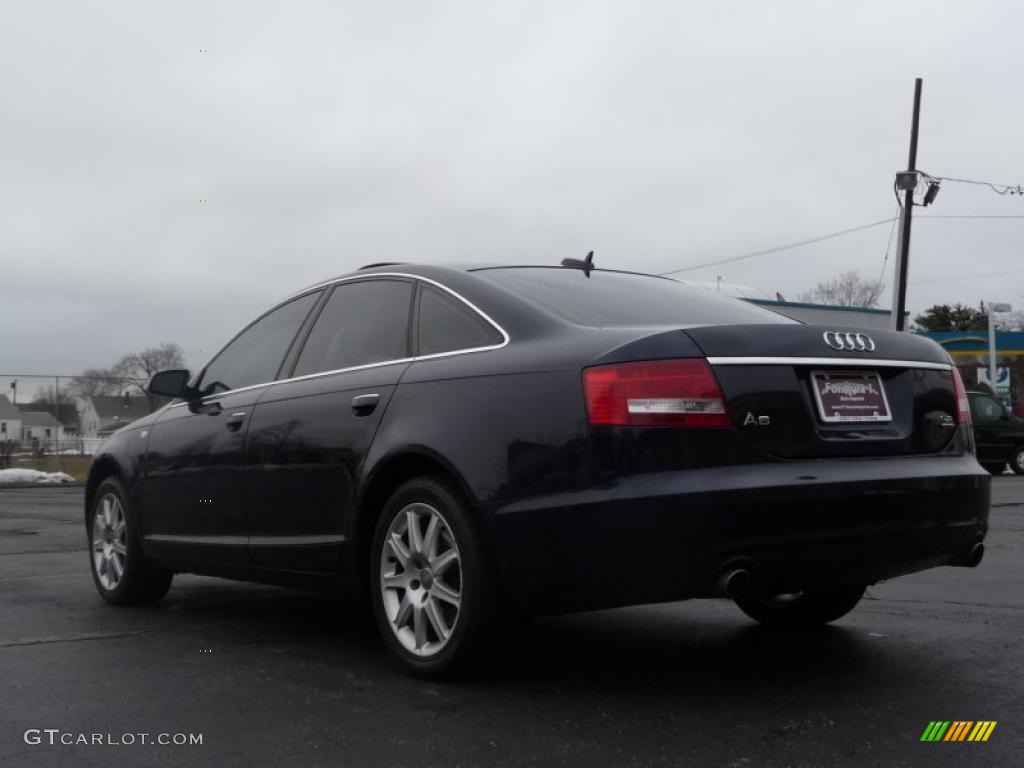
[84,262,989,676]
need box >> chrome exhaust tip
[952,541,984,567]
[965,542,985,568]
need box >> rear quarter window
[417,285,504,355]
[473,267,793,327]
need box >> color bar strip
[922,721,950,741]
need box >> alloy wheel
[92,493,128,590]
[379,502,462,657]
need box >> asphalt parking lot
[1,480,1022,768]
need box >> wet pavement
[1,479,1022,767]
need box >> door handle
[351,393,380,416]
[225,412,247,431]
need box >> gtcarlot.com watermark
[24,729,202,746]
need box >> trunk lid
[686,325,960,458]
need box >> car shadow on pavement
[509,606,879,692]
[154,580,888,697]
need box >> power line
[0,373,133,380]
[921,172,1024,196]
[658,217,896,276]
[916,214,1024,219]
[876,207,900,289]
[656,211,1024,278]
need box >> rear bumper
[488,455,990,614]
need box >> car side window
[970,395,1003,421]
[292,279,414,376]
[417,285,503,356]
[198,291,321,394]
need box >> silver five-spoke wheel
[92,492,127,590]
[379,502,462,657]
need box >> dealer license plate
[811,370,892,423]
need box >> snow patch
[0,469,75,485]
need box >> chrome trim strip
[146,533,345,547]
[144,534,248,547]
[170,273,510,409]
[706,356,952,371]
[280,273,510,346]
[249,534,346,547]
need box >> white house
[78,395,152,439]
[0,395,22,446]
[18,411,66,450]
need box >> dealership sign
[977,367,1010,394]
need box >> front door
[142,388,263,563]
[138,290,322,565]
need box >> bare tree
[66,368,123,399]
[28,382,70,409]
[798,270,885,308]
[114,343,186,409]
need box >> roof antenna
[561,250,595,277]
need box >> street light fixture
[987,302,1012,398]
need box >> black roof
[0,395,20,419]
[88,395,152,420]
[16,402,78,424]
[18,411,60,428]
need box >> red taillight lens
[583,358,731,427]
[951,366,972,425]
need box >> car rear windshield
[473,267,795,327]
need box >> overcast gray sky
[2,0,1023,387]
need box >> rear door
[244,277,415,572]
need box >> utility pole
[988,302,1012,399]
[55,375,63,475]
[890,77,923,331]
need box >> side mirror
[148,369,193,399]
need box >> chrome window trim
[706,356,952,371]
[170,273,510,409]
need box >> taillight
[583,358,731,427]
[951,366,972,425]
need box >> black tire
[1010,446,1024,476]
[735,585,866,628]
[88,477,172,605]
[982,463,1006,475]
[370,476,517,678]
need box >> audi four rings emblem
[823,331,876,352]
